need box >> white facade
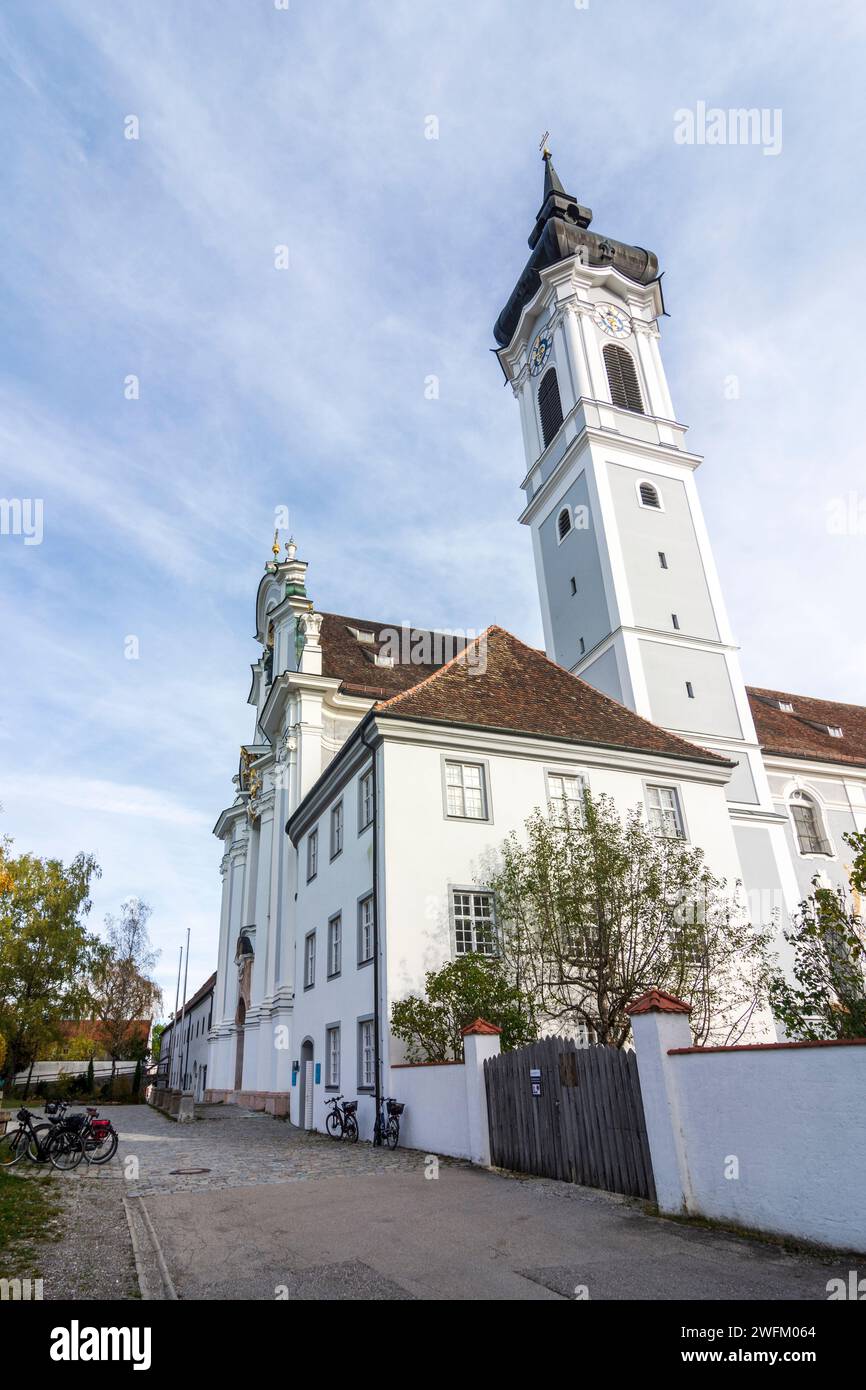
[287,708,754,1137]
[207,548,376,1112]
[159,977,214,1101]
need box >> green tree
[483,792,775,1048]
[86,1055,94,1094]
[390,953,536,1062]
[769,831,866,1041]
[89,898,162,1091]
[0,837,101,1079]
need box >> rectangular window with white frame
[443,759,489,821]
[303,931,316,989]
[307,827,318,881]
[358,893,374,966]
[452,889,498,956]
[359,768,374,831]
[327,913,342,978]
[646,784,686,840]
[358,1017,375,1090]
[330,800,344,859]
[325,1025,341,1090]
[546,770,587,821]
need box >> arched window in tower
[557,507,572,541]
[789,791,831,856]
[603,343,644,414]
[638,481,661,509]
[538,368,564,449]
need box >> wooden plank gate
[484,1037,656,1201]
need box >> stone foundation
[205,1088,290,1118]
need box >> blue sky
[1,0,865,1005]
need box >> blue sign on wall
[314,1062,321,1085]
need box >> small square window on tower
[686,681,695,698]
[570,577,577,595]
[672,613,680,630]
[659,551,668,569]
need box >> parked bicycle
[372,1095,404,1150]
[0,1107,85,1170]
[45,1101,119,1165]
[324,1095,359,1142]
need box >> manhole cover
[169,1167,211,1175]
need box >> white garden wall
[631,993,866,1253]
[389,1028,499,1164]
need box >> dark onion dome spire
[493,150,660,348]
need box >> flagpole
[178,927,191,1091]
[167,944,183,1090]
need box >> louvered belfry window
[603,344,644,414]
[538,368,564,448]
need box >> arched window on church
[557,507,572,541]
[603,343,644,414]
[538,368,564,449]
[638,481,661,509]
[789,791,831,856]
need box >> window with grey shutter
[538,368,563,448]
[603,344,644,413]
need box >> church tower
[494,149,800,918]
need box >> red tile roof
[748,686,866,770]
[375,626,731,766]
[626,989,692,1016]
[320,612,459,699]
[461,1018,503,1036]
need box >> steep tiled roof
[320,612,458,699]
[748,687,866,770]
[376,626,731,766]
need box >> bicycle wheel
[47,1129,84,1171]
[343,1114,359,1143]
[385,1117,399,1150]
[85,1129,118,1165]
[325,1111,343,1140]
[0,1126,28,1166]
[26,1123,54,1162]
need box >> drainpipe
[360,717,382,1142]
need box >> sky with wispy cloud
[1,1,864,1004]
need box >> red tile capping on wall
[460,1018,503,1036]
[669,1037,866,1056]
[625,988,692,1016]
[391,1060,464,1068]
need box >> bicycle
[46,1101,119,1165]
[372,1095,404,1150]
[324,1095,359,1142]
[0,1107,85,1170]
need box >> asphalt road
[116,1103,852,1301]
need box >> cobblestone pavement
[117,1101,436,1199]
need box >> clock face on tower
[592,303,632,339]
[528,327,554,376]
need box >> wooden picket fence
[484,1036,656,1201]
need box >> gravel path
[37,1162,139,1301]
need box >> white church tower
[494,149,800,921]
